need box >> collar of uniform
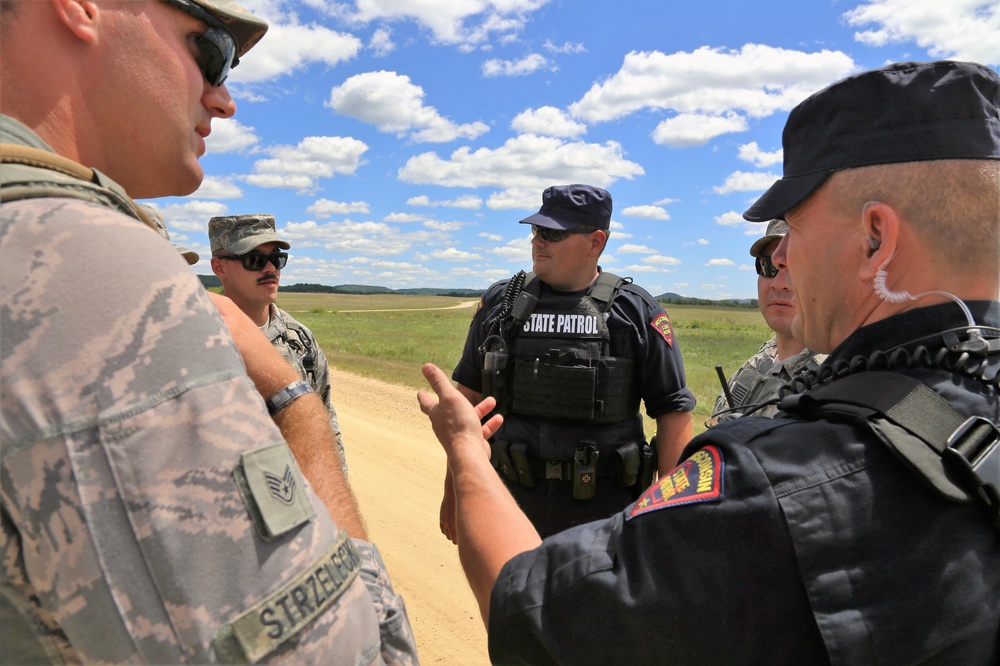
[826,300,1000,368]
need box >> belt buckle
[545,461,563,480]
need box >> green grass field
[277,293,772,435]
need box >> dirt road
[333,368,491,665]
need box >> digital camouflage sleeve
[0,198,417,664]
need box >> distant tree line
[658,296,759,309]
[197,275,752,307]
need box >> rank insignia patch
[627,446,724,520]
[650,313,674,346]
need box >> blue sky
[148,0,1000,299]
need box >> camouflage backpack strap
[0,143,155,230]
[283,318,317,376]
[781,371,1000,530]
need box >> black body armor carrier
[482,271,640,424]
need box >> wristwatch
[266,380,314,415]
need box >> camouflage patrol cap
[140,204,201,265]
[192,0,268,59]
[749,219,788,257]
[209,214,291,254]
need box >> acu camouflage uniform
[709,337,827,425]
[264,304,349,473]
[0,114,417,664]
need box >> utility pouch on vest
[510,356,597,420]
[491,439,517,484]
[613,442,640,488]
[572,443,599,500]
[509,442,535,488]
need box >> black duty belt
[532,457,614,482]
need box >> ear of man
[859,201,899,280]
[52,0,100,43]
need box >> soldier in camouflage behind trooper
[0,0,416,663]
[210,213,349,473]
[140,202,201,265]
[709,219,826,425]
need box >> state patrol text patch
[627,446,724,519]
[650,313,674,347]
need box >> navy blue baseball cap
[744,60,1000,222]
[520,184,613,230]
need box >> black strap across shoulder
[780,371,999,530]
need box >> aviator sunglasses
[217,251,289,272]
[162,0,238,87]
[754,254,780,279]
[531,224,599,243]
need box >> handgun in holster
[634,439,657,498]
[573,442,599,500]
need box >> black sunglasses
[162,0,238,87]
[531,224,598,243]
[754,254,780,279]
[217,251,288,272]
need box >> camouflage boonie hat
[749,219,788,257]
[140,204,200,265]
[193,0,268,59]
[209,214,291,254]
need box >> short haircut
[826,159,1000,269]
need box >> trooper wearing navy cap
[419,61,999,664]
[446,184,696,540]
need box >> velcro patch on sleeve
[234,443,316,541]
[627,446,724,520]
[650,313,674,347]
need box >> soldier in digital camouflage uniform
[209,214,349,473]
[0,1,416,663]
[140,202,201,265]
[709,219,826,425]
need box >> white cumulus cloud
[652,112,749,147]
[621,205,670,220]
[328,70,489,143]
[844,0,1000,65]
[398,134,644,207]
[482,53,552,77]
[246,136,370,191]
[307,199,371,217]
[206,119,260,154]
[511,107,586,138]
[713,171,780,195]
[231,21,362,83]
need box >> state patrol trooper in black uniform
[448,184,696,538]
[419,60,1000,664]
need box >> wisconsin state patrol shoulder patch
[627,446,724,520]
[650,313,674,347]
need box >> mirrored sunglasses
[755,254,780,279]
[218,251,288,272]
[162,0,238,87]
[531,224,598,243]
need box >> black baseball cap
[744,60,1000,222]
[520,184,613,231]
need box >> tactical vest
[486,271,640,424]
[0,143,154,229]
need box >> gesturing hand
[418,364,501,456]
